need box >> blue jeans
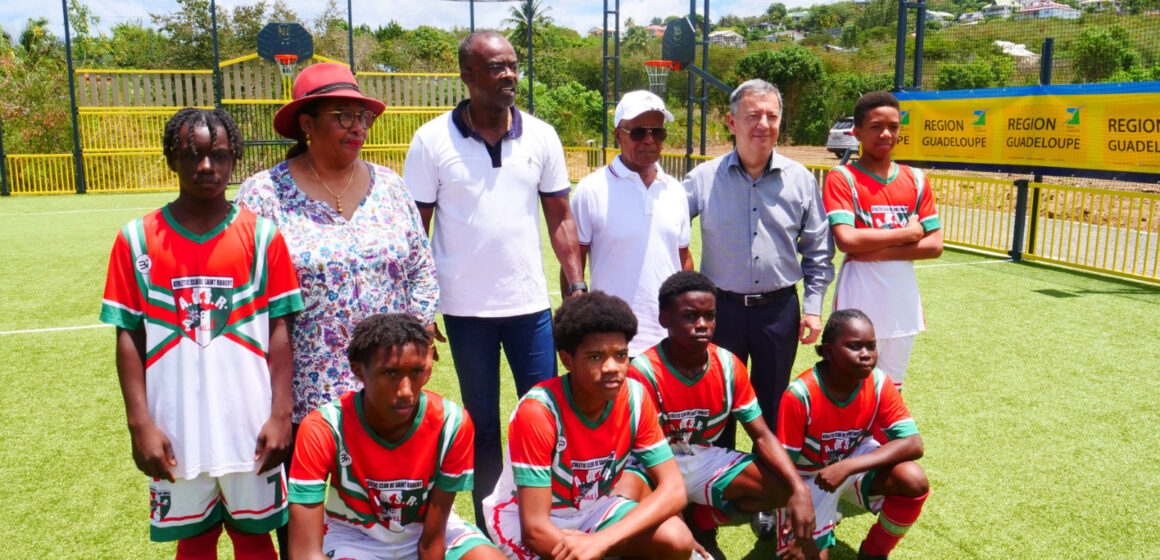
[442,309,558,529]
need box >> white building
[984,0,1021,18]
[1015,1,1082,19]
[708,29,746,47]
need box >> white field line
[915,258,1013,269]
[0,324,113,335]
[0,207,156,217]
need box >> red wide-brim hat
[272,62,387,140]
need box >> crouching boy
[483,292,697,560]
[615,271,817,559]
[287,313,504,560]
[775,309,929,560]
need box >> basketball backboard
[662,18,696,70]
[257,23,314,63]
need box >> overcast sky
[3,0,832,37]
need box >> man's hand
[254,414,292,473]
[780,534,821,560]
[815,463,851,493]
[130,422,176,481]
[550,531,610,560]
[799,313,822,344]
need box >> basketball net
[644,60,677,96]
[274,54,298,100]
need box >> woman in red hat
[234,61,440,548]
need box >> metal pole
[62,0,86,194]
[893,0,908,90]
[526,0,534,114]
[1027,38,1053,256]
[347,0,355,71]
[1039,38,1054,86]
[1010,179,1029,261]
[912,0,926,89]
[470,0,475,32]
[210,0,223,108]
[699,0,708,156]
[685,0,695,173]
[601,0,610,153]
[0,117,9,196]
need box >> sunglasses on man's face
[326,109,376,129]
[619,126,667,142]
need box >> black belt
[716,286,796,307]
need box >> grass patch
[1,191,1157,559]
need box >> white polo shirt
[572,155,691,356]
[404,101,571,318]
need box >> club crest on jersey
[367,478,427,532]
[870,205,913,230]
[570,452,616,509]
[820,429,862,465]
[149,488,171,521]
[665,408,710,451]
[172,276,234,347]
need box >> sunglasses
[326,109,377,129]
[619,126,667,142]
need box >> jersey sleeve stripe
[826,209,856,227]
[268,289,304,317]
[634,439,674,468]
[733,400,762,424]
[288,479,327,504]
[883,419,919,440]
[100,300,145,330]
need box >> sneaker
[857,542,889,560]
[750,509,778,541]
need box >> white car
[826,117,859,158]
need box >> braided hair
[815,308,873,358]
[162,108,244,165]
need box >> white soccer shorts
[148,467,286,542]
[485,494,637,560]
[323,512,496,560]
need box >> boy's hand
[130,423,176,481]
[551,531,610,560]
[254,414,292,473]
[815,463,851,493]
[779,535,820,560]
[417,538,446,560]
[784,489,816,543]
[903,215,924,242]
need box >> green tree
[621,23,652,53]
[504,0,552,48]
[68,1,111,67]
[19,17,57,61]
[766,3,788,20]
[935,56,1015,90]
[150,0,216,68]
[107,22,169,68]
[735,45,825,143]
[1069,25,1139,83]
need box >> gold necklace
[308,157,357,214]
[463,102,511,135]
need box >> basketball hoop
[274,54,298,76]
[644,60,680,95]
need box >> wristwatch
[568,281,589,294]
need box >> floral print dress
[235,160,439,422]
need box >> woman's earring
[305,133,311,147]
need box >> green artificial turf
[1,190,1157,559]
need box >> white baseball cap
[614,90,675,126]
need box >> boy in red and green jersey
[775,309,929,560]
[823,91,944,391]
[288,313,502,560]
[483,292,697,560]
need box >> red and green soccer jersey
[288,390,475,543]
[776,367,918,472]
[823,162,940,234]
[628,343,762,450]
[493,375,673,512]
[99,205,303,479]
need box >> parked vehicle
[826,117,858,158]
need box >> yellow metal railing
[928,173,1018,255]
[5,154,76,195]
[83,151,177,194]
[1024,183,1159,282]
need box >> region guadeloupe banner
[893,82,1160,182]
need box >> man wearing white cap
[568,90,694,357]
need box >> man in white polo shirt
[403,30,585,530]
[570,90,693,357]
